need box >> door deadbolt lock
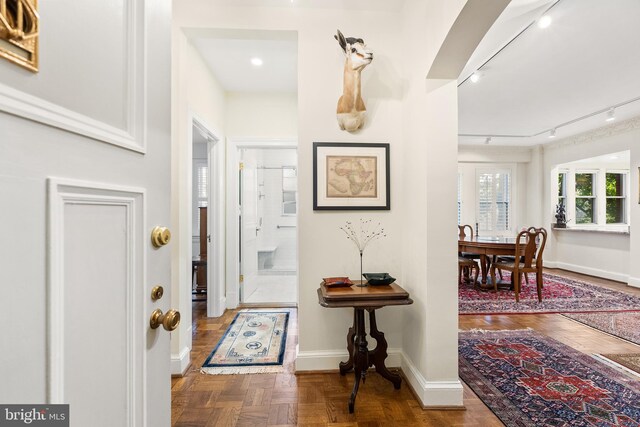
[150,309,180,331]
[151,226,171,248]
[151,286,164,301]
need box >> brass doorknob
[150,309,181,331]
[151,226,171,248]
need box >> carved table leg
[368,309,402,389]
[339,310,356,375]
[348,308,368,413]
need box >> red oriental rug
[459,273,640,315]
[561,311,640,345]
[459,329,640,426]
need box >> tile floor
[243,274,297,304]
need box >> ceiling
[187,0,640,146]
[189,30,298,93]
[458,0,640,146]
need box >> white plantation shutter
[477,170,510,232]
[193,160,208,234]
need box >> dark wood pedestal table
[317,281,413,413]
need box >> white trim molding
[295,348,402,372]
[545,261,628,284]
[0,0,146,153]
[545,115,640,152]
[171,346,191,376]
[627,276,640,289]
[399,352,464,408]
[47,178,145,427]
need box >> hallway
[171,269,640,426]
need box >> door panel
[0,0,172,425]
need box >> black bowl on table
[362,273,396,286]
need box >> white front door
[241,152,259,301]
[0,1,172,426]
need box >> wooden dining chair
[458,256,479,286]
[490,227,547,302]
[458,224,480,284]
[496,226,537,285]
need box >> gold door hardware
[150,309,180,331]
[151,226,171,248]
[150,286,164,301]
[239,274,244,283]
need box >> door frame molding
[188,113,224,318]
[225,138,297,308]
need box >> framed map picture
[313,142,390,210]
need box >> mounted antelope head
[335,29,373,132]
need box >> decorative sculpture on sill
[0,0,39,72]
[334,29,373,132]
[555,203,567,228]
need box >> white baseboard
[627,276,640,288]
[294,349,463,407]
[171,346,191,376]
[399,351,463,407]
[295,348,402,371]
[545,261,628,283]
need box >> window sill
[551,224,630,235]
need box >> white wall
[171,29,227,373]
[540,118,640,283]
[174,0,494,407]
[226,92,297,139]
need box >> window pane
[606,199,625,223]
[575,198,594,224]
[477,172,510,232]
[575,173,593,196]
[606,173,623,197]
[558,173,565,197]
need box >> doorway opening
[190,117,224,319]
[239,147,298,305]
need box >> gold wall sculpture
[0,0,39,72]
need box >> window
[557,171,567,207]
[477,170,511,232]
[282,167,297,215]
[606,173,625,224]
[194,160,208,233]
[575,172,595,224]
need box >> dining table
[458,235,519,289]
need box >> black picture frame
[313,142,390,210]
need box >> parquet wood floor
[172,269,640,426]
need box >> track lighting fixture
[606,108,616,122]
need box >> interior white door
[0,1,172,426]
[241,152,259,302]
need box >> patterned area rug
[459,272,640,315]
[599,354,640,376]
[459,330,640,426]
[561,311,640,345]
[202,311,289,374]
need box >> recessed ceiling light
[537,15,552,29]
[470,72,480,83]
[251,57,263,67]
